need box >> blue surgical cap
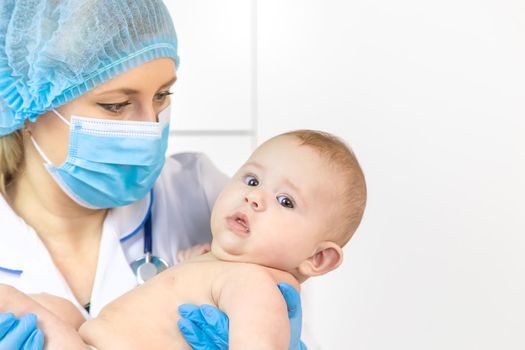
[0,0,179,136]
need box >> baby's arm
[215,266,292,350]
[0,284,87,349]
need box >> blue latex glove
[0,313,44,350]
[178,304,228,350]
[178,282,307,350]
[277,283,308,350]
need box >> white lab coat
[0,153,228,319]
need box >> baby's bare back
[79,258,224,350]
[79,254,298,349]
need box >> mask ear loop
[28,132,53,166]
[27,109,71,166]
[52,109,71,126]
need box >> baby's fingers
[176,244,211,263]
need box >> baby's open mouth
[226,212,250,235]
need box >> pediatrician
[0,1,305,349]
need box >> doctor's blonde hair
[0,130,24,195]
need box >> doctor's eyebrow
[91,76,177,96]
[158,77,177,89]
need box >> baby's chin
[209,240,249,263]
[210,241,298,275]
[209,240,279,267]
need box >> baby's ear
[298,241,343,278]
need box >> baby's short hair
[281,129,367,246]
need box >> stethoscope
[129,190,170,284]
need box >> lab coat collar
[0,191,150,274]
[0,194,31,274]
[87,214,139,317]
[0,193,148,317]
[13,209,139,318]
[106,191,151,242]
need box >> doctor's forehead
[90,58,177,95]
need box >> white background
[165,1,525,349]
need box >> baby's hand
[27,293,87,349]
[0,285,86,350]
[30,293,85,330]
[176,244,211,263]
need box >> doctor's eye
[154,91,173,103]
[97,101,131,114]
[277,195,295,209]
[243,175,259,187]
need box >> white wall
[166,1,525,349]
[166,0,256,175]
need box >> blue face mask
[30,108,171,209]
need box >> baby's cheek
[257,241,295,269]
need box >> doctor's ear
[297,241,343,278]
[22,120,31,134]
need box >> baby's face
[210,135,342,273]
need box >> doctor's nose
[139,105,163,122]
[244,190,265,211]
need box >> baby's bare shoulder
[167,258,300,302]
[212,262,298,330]
[223,262,272,278]
[168,259,269,284]
[213,262,299,292]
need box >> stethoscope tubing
[143,190,154,255]
[130,189,170,284]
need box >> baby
[1,129,367,349]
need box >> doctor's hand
[277,282,308,350]
[177,282,307,350]
[0,313,44,350]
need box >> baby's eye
[97,101,131,114]
[277,195,295,209]
[154,91,173,103]
[243,175,259,187]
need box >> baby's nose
[244,191,265,210]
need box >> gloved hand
[277,282,307,350]
[177,282,307,350]
[0,313,44,350]
[177,304,228,350]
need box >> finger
[21,328,44,350]
[199,305,229,349]
[178,304,201,318]
[277,283,305,350]
[0,313,17,339]
[299,340,308,350]
[178,304,229,349]
[178,304,211,332]
[277,282,301,318]
[177,318,216,350]
[0,314,37,350]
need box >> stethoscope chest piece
[130,252,169,284]
[129,190,170,285]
